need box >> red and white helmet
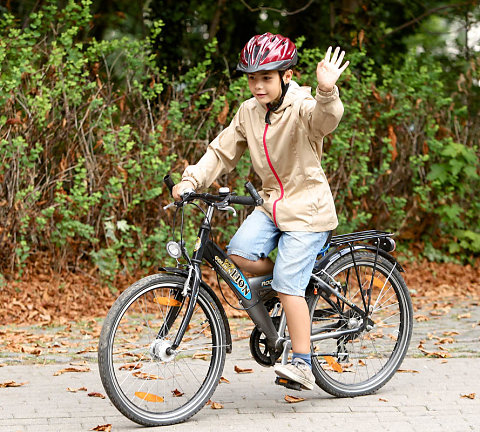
[237,33,297,73]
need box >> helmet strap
[265,71,289,124]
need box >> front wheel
[98,274,227,426]
[309,251,413,397]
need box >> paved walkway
[1,299,479,431]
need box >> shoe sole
[274,367,315,390]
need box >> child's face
[247,71,283,107]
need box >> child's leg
[229,254,274,275]
[272,231,329,390]
[277,292,310,355]
[227,211,280,272]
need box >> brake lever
[163,188,196,211]
[217,205,237,217]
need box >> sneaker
[274,358,315,390]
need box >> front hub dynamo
[149,339,176,362]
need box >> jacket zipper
[262,120,284,227]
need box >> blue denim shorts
[227,210,330,297]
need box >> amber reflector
[134,392,164,402]
[323,356,343,373]
[153,297,181,307]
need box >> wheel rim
[311,258,411,393]
[104,281,224,422]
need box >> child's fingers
[324,46,332,62]
[335,50,345,67]
[331,46,340,64]
[339,60,350,74]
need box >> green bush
[0,0,478,282]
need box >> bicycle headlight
[166,241,182,259]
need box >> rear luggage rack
[330,230,393,247]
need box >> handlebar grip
[245,182,264,206]
[229,195,255,206]
[164,175,175,195]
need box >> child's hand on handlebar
[172,180,195,201]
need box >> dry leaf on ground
[67,387,87,392]
[284,395,305,403]
[172,389,184,397]
[379,398,389,402]
[54,366,90,376]
[91,425,112,431]
[88,392,106,399]
[0,380,28,388]
[219,376,230,384]
[119,362,142,371]
[234,365,253,374]
[210,401,224,409]
[396,369,419,373]
[460,393,476,399]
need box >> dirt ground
[1,254,479,327]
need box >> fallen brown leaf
[67,387,88,392]
[396,369,419,373]
[172,389,184,397]
[91,425,112,431]
[0,380,28,388]
[458,313,471,319]
[234,365,253,374]
[460,393,476,399]
[192,352,209,360]
[414,315,430,322]
[379,398,389,402]
[210,401,224,409]
[88,392,106,399]
[132,371,162,380]
[119,362,142,371]
[53,366,90,376]
[219,376,230,384]
[284,394,305,403]
[443,331,459,336]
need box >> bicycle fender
[316,245,405,273]
[158,267,233,353]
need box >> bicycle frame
[166,204,378,365]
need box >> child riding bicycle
[173,33,349,390]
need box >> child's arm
[178,107,247,194]
[301,46,349,139]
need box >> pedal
[275,377,302,391]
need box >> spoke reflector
[135,392,164,402]
[324,356,343,373]
[153,297,181,307]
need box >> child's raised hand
[316,46,349,92]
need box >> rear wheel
[309,251,413,397]
[98,274,226,426]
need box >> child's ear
[283,69,293,83]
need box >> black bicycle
[98,176,413,426]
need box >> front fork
[163,206,214,352]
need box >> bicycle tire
[309,251,413,397]
[98,274,227,426]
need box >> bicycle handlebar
[163,175,263,207]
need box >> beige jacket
[182,81,344,232]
